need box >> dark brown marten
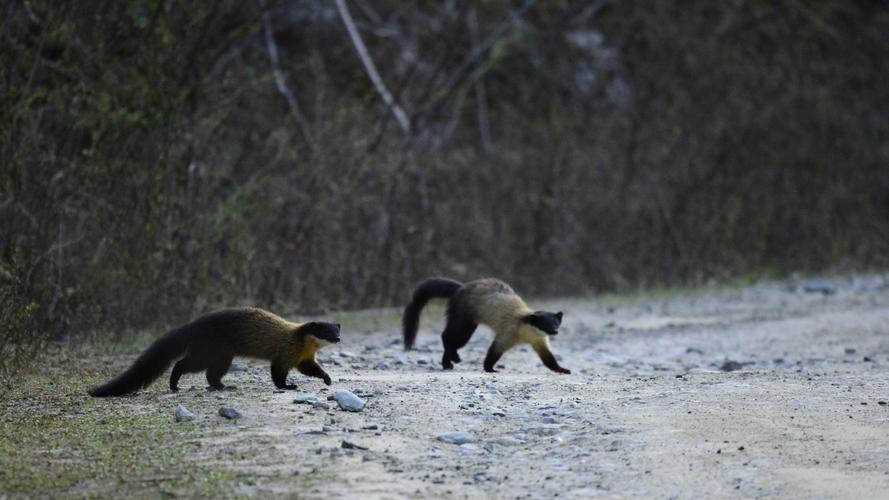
[403,277,570,374]
[89,308,340,397]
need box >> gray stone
[720,360,749,372]
[293,393,320,405]
[341,440,369,450]
[802,280,835,295]
[542,416,558,424]
[494,436,523,446]
[334,390,366,412]
[436,431,476,445]
[312,401,330,410]
[218,407,242,420]
[175,404,195,422]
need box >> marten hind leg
[270,360,296,390]
[440,312,477,370]
[206,351,234,391]
[170,354,204,392]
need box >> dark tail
[89,325,194,397]
[403,277,462,350]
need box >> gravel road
[151,276,889,498]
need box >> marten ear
[555,311,563,324]
[294,321,316,335]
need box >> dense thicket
[2,1,887,350]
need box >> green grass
[0,355,330,498]
[0,363,227,497]
[547,278,759,309]
[331,302,448,334]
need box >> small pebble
[218,407,242,420]
[720,360,745,372]
[175,404,195,422]
[436,431,476,445]
[342,440,369,450]
[494,436,523,446]
[293,394,320,405]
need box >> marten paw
[208,385,237,392]
[283,384,298,390]
[323,376,332,386]
[558,368,571,374]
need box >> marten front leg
[297,359,332,385]
[271,361,297,390]
[533,341,571,374]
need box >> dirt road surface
[13,276,889,498]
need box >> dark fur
[523,311,563,336]
[402,277,462,350]
[88,309,340,397]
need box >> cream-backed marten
[403,277,570,374]
[89,308,340,397]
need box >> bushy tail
[403,277,462,350]
[89,325,194,397]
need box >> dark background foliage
[2,1,887,358]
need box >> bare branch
[334,0,411,135]
[257,0,313,151]
[574,0,610,25]
[427,0,535,115]
[468,8,495,154]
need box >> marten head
[522,311,563,335]
[298,321,341,346]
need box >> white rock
[334,390,366,412]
